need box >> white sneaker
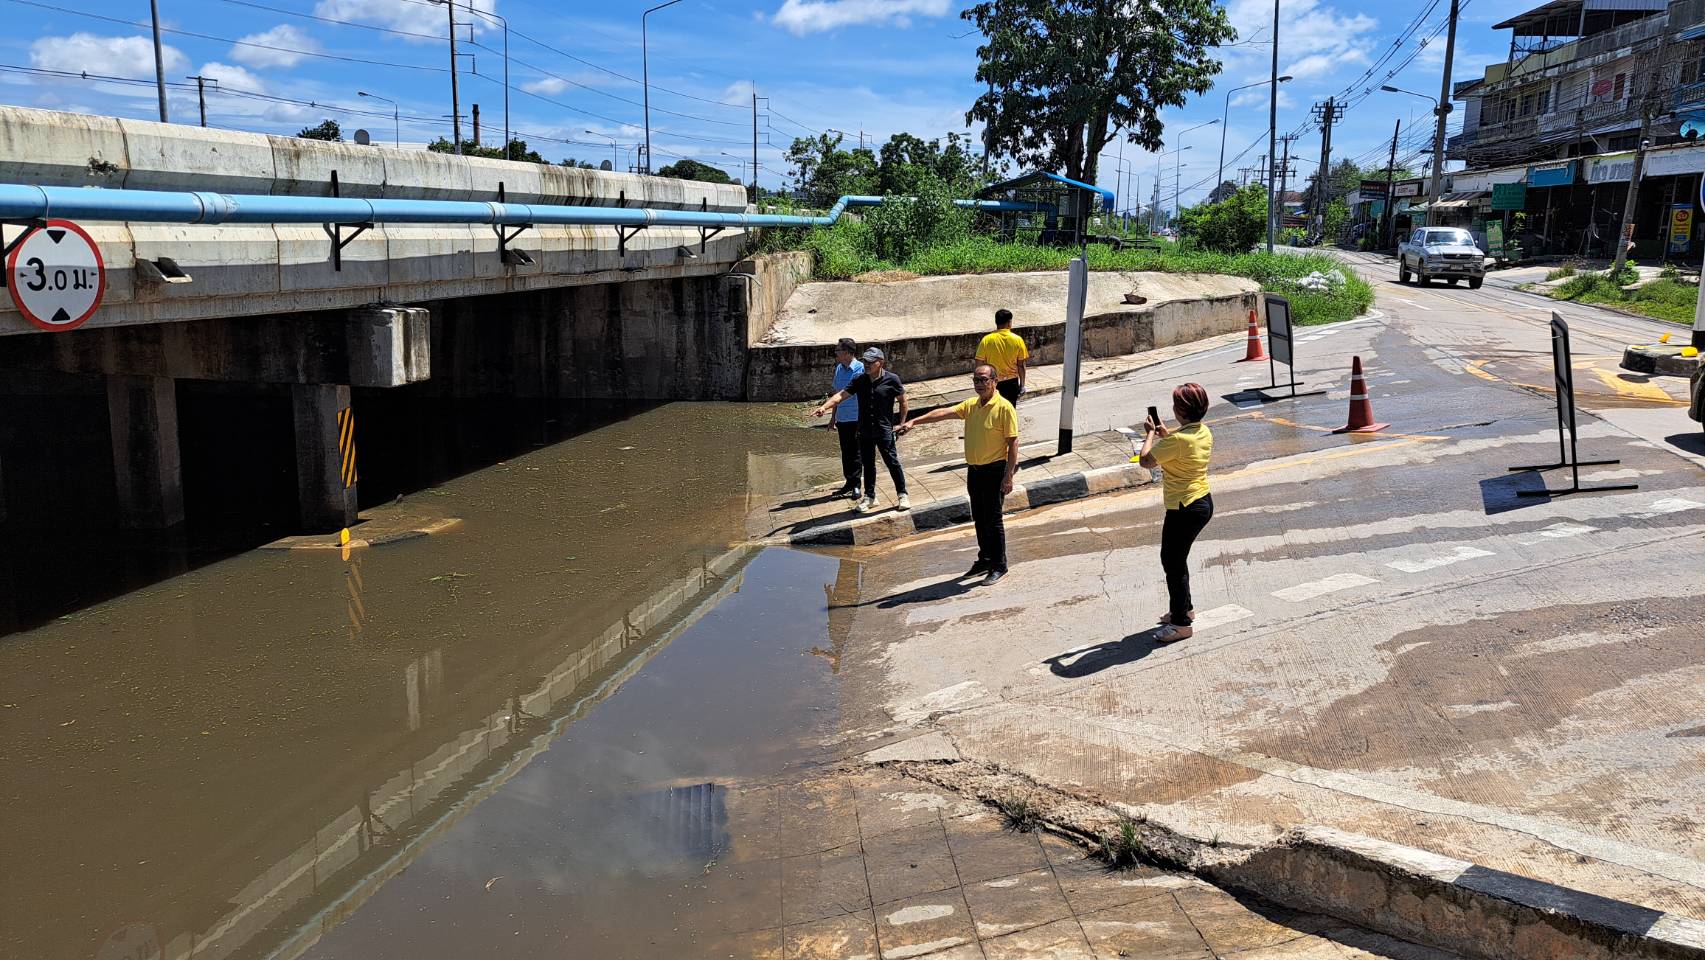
[896,494,911,511]
[855,496,876,513]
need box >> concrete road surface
[829,251,1705,926]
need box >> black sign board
[1509,314,1640,497]
[1255,294,1325,402]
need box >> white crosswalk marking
[1386,546,1496,574]
[1191,604,1255,629]
[1517,522,1595,546]
[1272,573,1380,602]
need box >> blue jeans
[860,426,907,497]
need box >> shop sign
[1486,220,1506,258]
[1669,203,1693,254]
[1640,143,1705,178]
[1491,183,1527,211]
[1587,152,1636,184]
[1393,180,1424,198]
[1527,160,1576,187]
[1359,179,1391,196]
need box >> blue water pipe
[0,184,1043,228]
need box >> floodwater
[0,401,857,960]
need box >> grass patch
[772,226,1373,326]
[995,794,1043,833]
[1099,815,1146,869]
[1546,270,1696,324]
[1544,264,1577,281]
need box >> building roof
[1492,0,1664,35]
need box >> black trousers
[860,426,907,497]
[996,378,1021,405]
[967,461,1008,572]
[1160,493,1213,626]
[835,420,862,489]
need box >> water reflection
[0,402,842,960]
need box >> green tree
[297,119,342,141]
[861,172,972,262]
[558,158,596,169]
[786,132,878,207]
[1179,184,1266,253]
[1323,197,1350,241]
[426,137,548,163]
[963,0,1235,185]
[1205,180,1238,204]
[655,158,733,183]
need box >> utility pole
[751,90,760,204]
[1278,135,1295,238]
[1426,0,1460,225]
[149,0,168,122]
[1612,37,1671,275]
[445,0,462,154]
[472,103,481,146]
[186,74,214,127]
[1381,120,1401,248]
[1265,0,1280,252]
[1312,98,1341,231]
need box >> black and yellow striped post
[292,383,360,531]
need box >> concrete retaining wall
[730,251,815,347]
[746,272,1259,400]
[0,107,750,336]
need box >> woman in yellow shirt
[1138,383,1214,642]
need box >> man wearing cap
[812,347,910,513]
[823,337,864,500]
[898,362,1018,584]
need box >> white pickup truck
[1397,226,1486,289]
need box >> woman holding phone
[1138,383,1214,642]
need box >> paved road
[830,253,1705,925]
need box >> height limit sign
[6,220,105,332]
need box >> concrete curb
[1223,826,1705,960]
[786,460,1153,547]
[883,758,1705,960]
[1623,344,1702,378]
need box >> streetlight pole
[642,0,687,175]
[1266,0,1280,252]
[1219,76,1292,193]
[149,0,168,122]
[720,152,747,183]
[1154,146,1191,231]
[1381,84,1449,225]
[587,130,618,170]
[1174,119,1218,224]
[360,91,399,147]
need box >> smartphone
[1146,405,1160,431]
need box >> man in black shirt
[812,347,910,513]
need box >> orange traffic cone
[1333,356,1388,434]
[1236,309,1268,363]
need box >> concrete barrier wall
[0,107,750,336]
[730,251,815,347]
[745,282,1259,401]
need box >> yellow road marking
[1589,367,1681,403]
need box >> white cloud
[195,61,265,94]
[720,80,755,105]
[523,77,569,95]
[1284,52,1363,83]
[771,0,951,36]
[1224,0,1376,82]
[30,33,186,76]
[231,24,317,69]
[1232,88,1297,109]
[313,0,497,41]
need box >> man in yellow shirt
[975,309,1029,405]
[898,362,1019,584]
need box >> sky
[0,0,1544,209]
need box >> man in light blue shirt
[827,337,864,499]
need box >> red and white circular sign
[6,219,105,332]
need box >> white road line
[1628,497,1704,518]
[1517,522,1595,545]
[1272,572,1380,602]
[1386,545,1496,574]
[1391,297,1419,306]
[1192,604,1255,630]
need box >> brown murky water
[0,402,852,960]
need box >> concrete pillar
[293,383,359,532]
[106,375,185,529]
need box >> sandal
[1155,624,1193,643]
